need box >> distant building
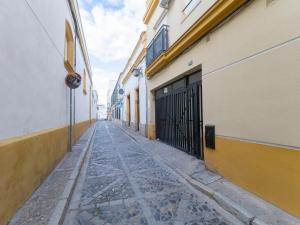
[110,75,124,124]
[106,80,116,120]
[97,104,107,120]
[0,0,97,223]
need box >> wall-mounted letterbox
[205,125,215,150]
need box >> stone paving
[63,122,242,225]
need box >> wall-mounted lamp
[118,88,124,95]
[132,67,143,77]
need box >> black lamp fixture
[132,67,143,77]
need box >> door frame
[126,94,131,127]
[135,87,140,131]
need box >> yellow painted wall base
[0,120,93,225]
[73,119,95,143]
[147,124,156,140]
[204,136,300,218]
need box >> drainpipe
[69,89,73,151]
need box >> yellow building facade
[144,0,300,217]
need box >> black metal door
[155,75,203,159]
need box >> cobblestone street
[63,122,242,225]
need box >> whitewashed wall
[0,0,95,140]
[123,74,137,123]
[74,37,94,123]
[138,58,147,125]
[123,58,147,126]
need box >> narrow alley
[63,122,242,225]
[1,0,300,224]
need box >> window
[64,20,74,72]
[183,0,201,14]
[83,69,87,95]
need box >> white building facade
[111,75,124,124]
[0,0,97,223]
[119,32,148,137]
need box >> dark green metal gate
[155,73,203,159]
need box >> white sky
[78,0,146,105]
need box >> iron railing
[146,25,169,67]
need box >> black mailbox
[205,125,215,149]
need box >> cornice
[122,48,147,85]
[69,0,93,84]
[143,0,159,25]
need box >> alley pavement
[63,122,242,225]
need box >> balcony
[146,25,169,67]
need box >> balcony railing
[146,25,169,67]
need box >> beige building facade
[144,0,300,218]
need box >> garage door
[155,72,203,159]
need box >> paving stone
[63,122,243,225]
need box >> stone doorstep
[9,124,96,225]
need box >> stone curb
[213,192,255,225]
[174,168,216,198]
[251,218,269,225]
[47,125,96,225]
[174,168,268,225]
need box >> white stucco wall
[123,58,147,125]
[123,74,137,123]
[0,0,95,140]
[138,59,147,125]
[74,37,95,123]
